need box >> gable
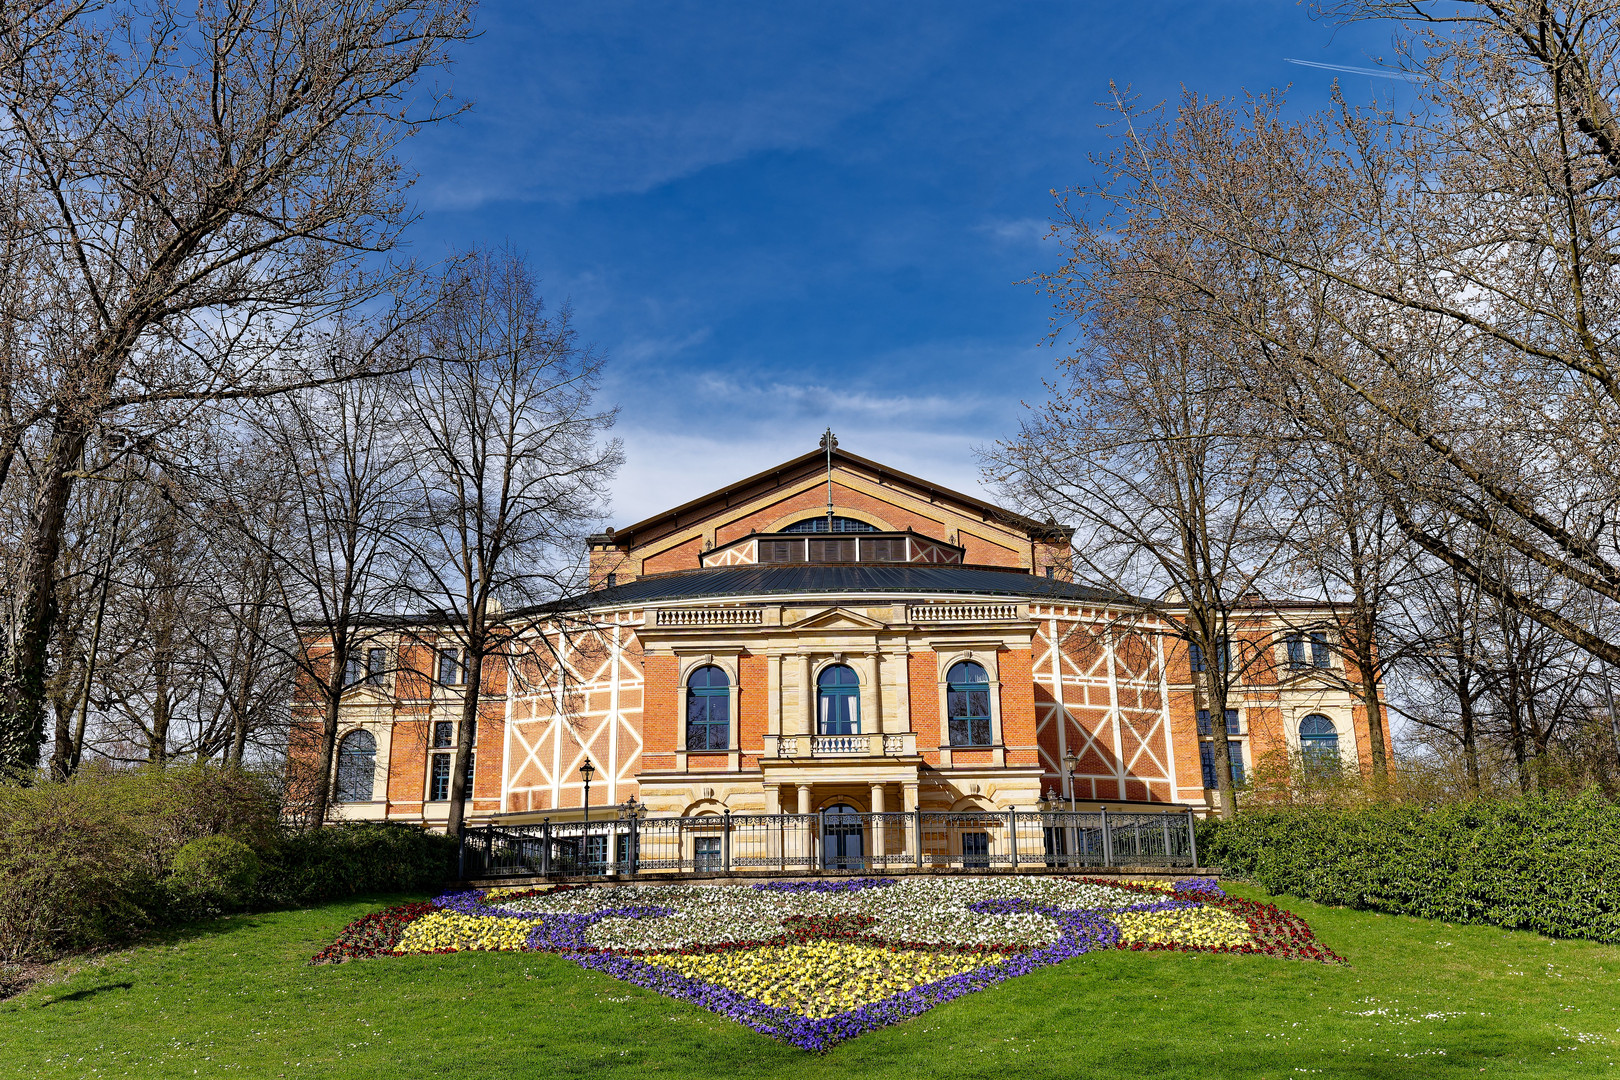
[782,606,892,632]
[588,444,1070,584]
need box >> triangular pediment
[784,606,890,632]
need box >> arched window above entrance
[817,664,860,735]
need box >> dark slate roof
[544,564,1128,612]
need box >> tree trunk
[0,422,86,774]
[1202,662,1237,821]
[309,655,345,830]
[1458,670,1482,796]
[446,631,485,840]
[1349,620,1390,797]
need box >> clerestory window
[781,516,878,533]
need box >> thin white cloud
[979,217,1054,247]
[1283,58,1424,82]
[417,7,965,208]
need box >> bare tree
[988,280,1298,819]
[402,249,622,839]
[1263,397,1412,791]
[1062,3,1620,676]
[0,0,472,775]
[223,329,415,828]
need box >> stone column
[870,783,887,867]
[903,781,921,863]
[768,653,782,737]
[797,783,812,816]
[798,655,814,736]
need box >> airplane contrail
[1284,58,1425,81]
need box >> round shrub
[170,835,263,907]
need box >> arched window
[335,730,376,803]
[946,660,993,746]
[781,516,878,533]
[1299,714,1340,770]
[818,664,861,735]
[686,665,730,751]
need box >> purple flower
[562,902,1122,1053]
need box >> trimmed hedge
[1199,792,1620,942]
[0,766,456,961]
[255,822,457,908]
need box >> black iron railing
[459,807,1199,880]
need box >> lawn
[2,882,1616,1079]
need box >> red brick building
[304,442,1389,827]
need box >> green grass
[3,883,1618,1079]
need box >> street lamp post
[1062,752,1080,866]
[579,759,596,873]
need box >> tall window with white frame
[1188,638,1230,673]
[1196,708,1245,789]
[817,664,861,735]
[686,665,730,751]
[946,660,993,746]
[1298,714,1340,775]
[335,730,376,803]
[427,720,475,801]
[438,647,463,686]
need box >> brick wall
[739,652,767,752]
[908,650,940,764]
[642,654,678,769]
[999,647,1038,766]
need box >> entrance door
[822,804,865,870]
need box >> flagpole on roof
[821,428,837,528]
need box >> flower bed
[312,876,1341,1049]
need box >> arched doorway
[822,803,864,870]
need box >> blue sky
[406,2,1407,525]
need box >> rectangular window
[463,750,475,794]
[1196,709,1240,736]
[343,652,364,688]
[428,753,451,801]
[759,539,805,563]
[694,836,722,871]
[861,538,905,562]
[1189,639,1229,671]
[433,720,454,748]
[1199,741,1247,789]
[438,647,462,685]
[605,572,617,588]
[962,831,991,868]
[1286,634,1306,669]
[1045,565,1055,579]
[807,538,857,562]
[1311,633,1332,668]
[1043,827,1068,866]
[584,834,608,873]
[366,647,386,685]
